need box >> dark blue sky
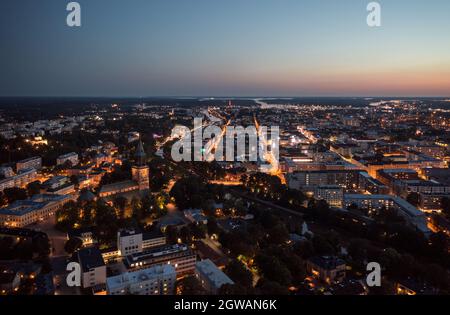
[1,0,450,97]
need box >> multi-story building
[376,169,419,191]
[343,194,431,236]
[42,176,75,195]
[358,171,389,194]
[418,193,447,212]
[78,247,107,289]
[314,185,344,207]
[0,166,15,178]
[124,244,196,277]
[0,194,76,227]
[287,170,360,192]
[0,168,37,192]
[16,156,42,172]
[117,228,167,257]
[194,259,234,294]
[56,152,79,166]
[106,264,176,295]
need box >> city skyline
[1,0,450,97]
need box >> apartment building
[124,244,196,277]
[106,264,176,295]
[16,156,42,172]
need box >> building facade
[106,264,176,295]
[195,259,234,294]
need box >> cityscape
[0,0,450,305]
[0,97,449,296]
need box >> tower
[132,139,150,191]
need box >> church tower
[132,139,150,191]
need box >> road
[36,214,81,295]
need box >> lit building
[195,259,234,294]
[287,170,360,192]
[131,140,150,191]
[0,168,37,192]
[124,244,196,277]
[117,228,166,257]
[77,247,107,289]
[314,185,344,207]
[344,194,431,236]
[306,256,346,284]
[98,140,149,198]
[0,194,76,227]
[106,264,176,295]
[56,152,79,166]
[16,156,42,172]
[42,176,75,195]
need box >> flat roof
[106,264,175,291]
[344,194,423,217]
[195,259,234,288]
[78,247,105,272]
[0,194,71,216]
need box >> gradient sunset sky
[1,0,450,97]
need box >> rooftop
[77,247,105,272]
[195,259,234,289]
[106,264,175,291]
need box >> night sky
[1,0,450,97]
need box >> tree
[32,233,51,257]
[218,283,253,295]
[3,187,27,203]
[207,218,221,236]
[64,238,83,254]
[224,260,253,288]
[256,279,289,295]
[189,223,206,240]
[26,181,42,196]
[255,253,292,286]
[267,223,289,244]
[70,175,79,188]
[176,276,206,295]
[368,278,396,295]
[312,235,336,256]
[113,196,128,219]
[170,175,206,210]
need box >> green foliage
[224,260,253,288]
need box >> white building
[78,247,107,289]
[0,168,37,192]
[106,264,176,295]
[117,229,166,257]
[16,156,42,172]
[0,194,76,228]
[195,259,234,294]
[56,152,79,166]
